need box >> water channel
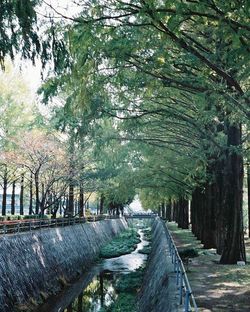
[38,224,150,312]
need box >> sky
[129,195,144,212]
[14,0,82,96]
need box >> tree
[3,0,248,263]
[12,130,69,216]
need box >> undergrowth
[100,228,141,258]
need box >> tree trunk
[11,180,16,215]
[202,182,217,249]
[173,201,178,222]
[79,185,84,217]
[248,163,250,238]
[161,202,166,219]
[179,198,189,229]
[29,173,33,215]
[20,174,24,215]
[166,199,171,221]
[2,172,7,216]
[220,124,246,264]
[158,205,161,217]
[35,173,39,214]
[191,188,202,239]
[99,193,105,215]
[68,184,74,216]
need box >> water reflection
[63,272,117,312]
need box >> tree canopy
[0,0,249,264]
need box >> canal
[38,222,151,312]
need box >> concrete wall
[0,218,128,312]
[138,217,179,312]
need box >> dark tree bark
[248,163,250,238]
[99,193,105,215]
[170,200,174,221]
[116,206,119,216]
[178,197,189,229]
[2,171,7,216]
[34,172,39,214]
[190,190,197,237]
[220,124,246,264]
[29,173,33,215]
[11,180,16,215]
[173,201,178,222]
[79,185,84,217]
[202,182,217,249]
[213,158,226,255]
[191,187,203,240]
[158,205,161,217]
[20,174,24,215]
[166,199,172,221]
[161,202,166,219]
[68,184,74,216]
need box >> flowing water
[38,227,150,312]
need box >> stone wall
[0,218,128,312]
[138,217,179,312]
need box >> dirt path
[167,222,250,312]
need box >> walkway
[168,222,250,312]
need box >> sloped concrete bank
[138,217,179,312]
[0,218,128,312]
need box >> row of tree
[0,65,135,218]
[0,0,249,264]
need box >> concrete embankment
[0,218,128,312]
[138,217,179,312]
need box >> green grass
[100,228,141,258]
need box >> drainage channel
[37,225,150,312]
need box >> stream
[38,227,150,312]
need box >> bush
[23,214,49,220]
[179,248,199,259]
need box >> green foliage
[23,214,49,220]
[100,268,145,312]
[37,0,250,209]
[179,248,199,259]
[115,268,145,294]
[100,228,140,258]
[0,0,40,66]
